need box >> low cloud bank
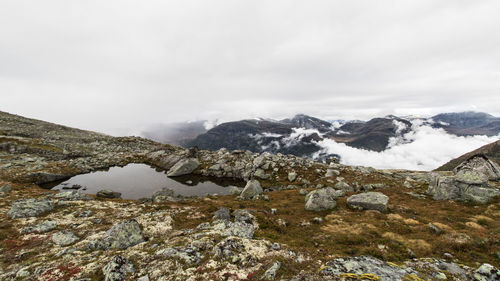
[315,122,499,171]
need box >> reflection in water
[42,163,244,200]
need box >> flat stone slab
[347,192,389,212]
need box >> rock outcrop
[428,155,500,204]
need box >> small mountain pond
[42,163,244,200]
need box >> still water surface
[43,163,244,199]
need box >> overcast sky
[1,0,500,135]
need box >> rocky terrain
[1,110,500,281]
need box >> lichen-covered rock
[288,171,297,182]
[304,187,340,211]
[347,192,389,212]
[428,173,500,204]
[473,263,499,281]
[454,155,500,181]
[22,220,57,234]
[96,189,122,199]
[156,246,204,265]
[334,181,354,192]
[151,188,177,203]
[90,219,145,250]
[321,256,418,280]
[427,174,460,201]
[8,198,54,218]
[455,170,489,185]
[262,261,281,280]
[213,207,231,221]
[54,190,92,201]
[254,168,270,180]
[102,255,135,281]
[229,186,243,195]
[240,180,263,199]
[167,158,200,176]
[52,231,79,246]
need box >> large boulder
[8,198,54,219]
[454,155,500,181]
[427,174,461,201]
[304,187,340,211]
[240,180,263,199]
[347,192,389,212]
[102,255,135,281]
[427,172,500,204]
[89,220,145,250]
[167,158,200,176]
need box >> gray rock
[96,189,122,199]
[305,187,338,211]
[334,181,354,192]
[90,219,145,250]
[151,188,176,203]
[213,207,231,221]
[288,171,297,182]
[461,185,500,204]
[240,180,263,199]
[427,173,460,200]
[228,186,243,196]
[0,184,11,193]
[347,192,389,212]
[8,198,54,218]
[473,263,499,281]
[234,209,255,224]
[52,231,79,246]
[22,220,57,234]
[167,158,200,176]
[428,173,500,204]
[454,155,500,181]
[136,276,149,281]
[325,169,340,177]
[262,261,281,280]
[55,190,92,201]
[254,168,270,180]
[299,189,308,195]
[271,243,281,250]
[455,170,488,185]
[102,255,135,281]
[321,256,418,280]
[213,220,255,239]
[156,246,204,265]
[429,223,443,234]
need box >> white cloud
[315,122,499,171]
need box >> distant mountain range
[142,111,500,161]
